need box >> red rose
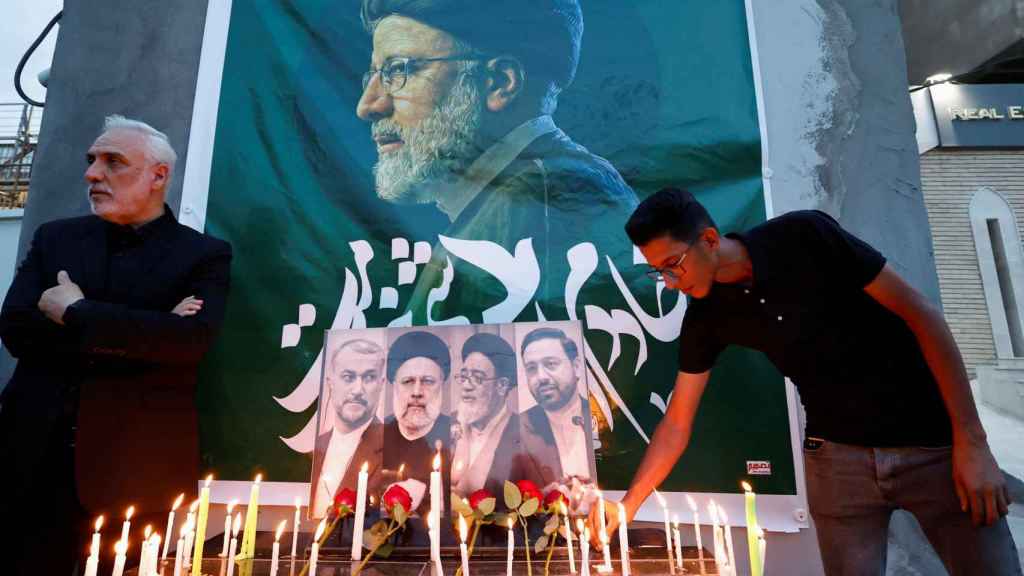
[469,489,495,511]
[382,484,413,514]
[543,489,567,508]
[516,480,542,503]
[333,487,357,515]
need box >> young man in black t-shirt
[593,188,1020,575]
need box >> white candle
[616,502,630,576]
[351,462,368,561]
[720,506,737,576]
[120,506,135,546]
[577,520,590,576]
[226,514,241,576]
[560,502,576,574]
[111,540,127,576]
[758,527,766,575]
[139,525,153,574]
[506,516,514,576]
[183,501,198,568]
[90,516,104,562]
[173,535,185,576]
[458,514,470,576]
[686,495,706,576]
[672,516,684,570]
[655,492,675,574]
[148,534,162,576]
[220,499,239,557]
[291,497,301,559]
[310,519,326,575]
[271,520,286,576]
[708,501,723,572]
[84,541,99,576]
[429,510,443,576]
[430,452,442,559]
[596,490,611,572]
[163,493,185,561]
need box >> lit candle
[120,506,135,546]
[83,541,99,576]
[183,501,197,568]
[458,514,471,576]
[310,518,326,575]
[685,495,706,576]
[506,516,514,576]
[430,452,442,559]
[560,501,576,574]
[220,499,239,557]
[429,510,443,576]
[654,491,675,574]
[147,534,162,576]
[191,475,213,576]
[90,516,104,563]
[111,539,127,576]
[240,474,262,559]
[672,516,683,570]
[742,482,762,576]
[173,523,187,576]
[576,519,590,576]
[140,525,153,574]
[596,490,611,572]
[270,520,286,576]
[351,462,368,561]
[226,513,241,576]
[616,502,630,576]
[757,527,766,575]
[708,501,724,574]
[163,494,184,561]
[719,505,737,576]
[291,497,301,559]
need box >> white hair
[101,115,178,186]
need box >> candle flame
[432,452,441,471]
[94,516,104,531]
[204,474,213,487]
[144,525,152,539]
[361,461,369,473]
[295,496,302,508]
[276,520,287,542]
[458,514,468,542]
[369,495,376,506]
[255,473,263,484]
[398,463,406,476]
[227,498,238,513]
[232,513,242,536]
[115,540,126,555]
[314,518,327,541]
[190,500,199,513]
[172,493,185,511]
[575,518,585,533]
[126,506,135,520]
[741,481,753,493]
[654,490,666,508]
[507,516,514,529]
[685,494,697,511]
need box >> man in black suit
[0,115,232,576]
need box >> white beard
[373,75,483,205]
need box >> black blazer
[0,210,231,513]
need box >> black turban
[387,330,452,382]
[361,0,583,90]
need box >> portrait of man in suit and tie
[450,332,521,497]
[518,325,595,487]
[310,336,387,518]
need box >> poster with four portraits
[310,321,595,520]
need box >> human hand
[171,295,204,317]
[587,496,625,549]
[38,270,84,325]
[953,437,1010,526]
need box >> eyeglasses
[362,54,486,94]
[456,371,500,387]
[645,248,691,283]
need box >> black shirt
[678,210,951,447]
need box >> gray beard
[372,75,483,205]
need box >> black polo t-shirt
[678,210,952,447]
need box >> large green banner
[197,0,797,499]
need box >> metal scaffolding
[0,103,41,210]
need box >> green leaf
[393,502,408,526]
[376,541,395,559]
[363,528,385,550]
[451,493,473,516]
[473,509,485,522]
[544,515,560,535]
[504,481,522,510]
[479,496,496,516]
[535,534,549,553]
[519,496,540,517]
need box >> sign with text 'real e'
[929,83,1024,148]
